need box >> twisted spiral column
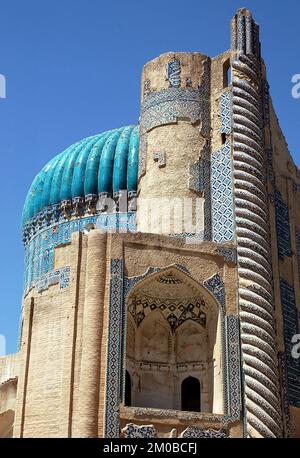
[231,10,282,437]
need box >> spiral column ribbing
[231,9,282,437]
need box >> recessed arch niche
[124,266,224,414]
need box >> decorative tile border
[266,146,275,187]
[202,142,212,240]
[204,273,228,414]
[220,90,232,134]
[211,140,235,243]
[141,88,203,132]
[203,274,225,311]
[262,80,270,126]
[280,279,300,408]
[225,315,241,419]
[138,59,211,180]
[275,189,292,260]
[278,352,291,438]
[215,247,237,264]
[168,231,204,242]
[104,259,124,438]
[24,213,136,294]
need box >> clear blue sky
[0,0,299,353]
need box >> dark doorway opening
[125,370,132,406]
[181,376,200,412]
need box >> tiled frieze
[23,213,136,294]
[35,266,70,293]
[138,59,211,179]
[140,88,203,133]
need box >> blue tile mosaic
[104,259,124,438]
[167,59,181,88]
[225,315,241,419]
[220,90,232,134]
[24,213,136,294]
[211,140,235,243]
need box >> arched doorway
[125,267,223,413]
[181,376,200,412]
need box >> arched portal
[125,267,223,414]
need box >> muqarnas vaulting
[1,8,300,438]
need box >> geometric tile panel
[275,189,292,260]
[215,247,237,264]
[211,140,235,243]
[203,273,227,415]
[280,279,300,408]
[220,90,232,134]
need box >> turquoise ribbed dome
[22,125,139,226]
